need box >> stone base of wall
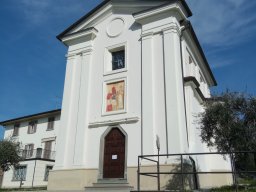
[198,171,233,189]
[47,165,232,191]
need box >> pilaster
[54,54,82,169]
[141,32,156,155]
[162,24,188,154]
[54,28,97,169]
[73,48,93,166]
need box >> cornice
[184,76,206,102]
[61,28,98,46]
[133,2,187,24]
[89,117,139,128]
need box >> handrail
[19,148,56,160]
[137,151,256,192]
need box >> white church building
[43,0,232,191]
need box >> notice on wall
[112,155,118,160]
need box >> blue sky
[0,0,256,139]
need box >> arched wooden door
[103,128,125,178]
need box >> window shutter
[13,124,19,136]
[44,141,52,151]
[28,123,31,134]
[34,121,37,133]
[47,117,55,130]
[31,144,34,151]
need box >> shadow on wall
[165,157,199,191]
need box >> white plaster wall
[184,80,231,172]
[182,40,211,98]
[182,38,231,174]
[3,114,60,151]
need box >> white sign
[112,155,118,160]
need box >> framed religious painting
[102,78,127,115]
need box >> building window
[189,55,193,64]
[104,43,127,75]
[43,141,53,159]
[23,144,34,158]
[28,120,37,134]
[199,71,205,83]
[13,123,20,137]
[44,165,53,181]
[47,117,55,130]
[112,50,125,70]
[13,165,27,181]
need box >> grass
[0,187,46,191]
[209,178,256,191]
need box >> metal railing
[19,148,55,160]
[137,151,256,191]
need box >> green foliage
[0,187,46,191]
[0,140,22,172]
[199,91,256,175]
[199,92,256,152]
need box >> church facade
[48,0,231,191]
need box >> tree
[199,91,256,173]
[0,139,22,172]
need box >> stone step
[85,180,134,192]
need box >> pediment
[57,0,192,42]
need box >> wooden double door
[103,128,126,178]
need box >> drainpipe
[32,148,42,187]
[32,159,37,188]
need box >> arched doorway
[103,127,125,178]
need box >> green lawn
[0,187,46,191]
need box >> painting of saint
[106,81,125,112]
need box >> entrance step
[85,179,134,192]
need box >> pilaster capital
[65,53,77,60]
[141,32,154,40]
[80,47,93,56]
[66,46,93,58]
[162,23,181,36]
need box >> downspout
[179,21,190,149]
[32,159,37,187]
[140,38,143,156]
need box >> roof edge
[57,0,192,41]
[181,20,217,86]
[56,0,111,41]
[133,0,192,18]
[0,109,61,126]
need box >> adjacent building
[0,109,60,188]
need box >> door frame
[98,125,128,180]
